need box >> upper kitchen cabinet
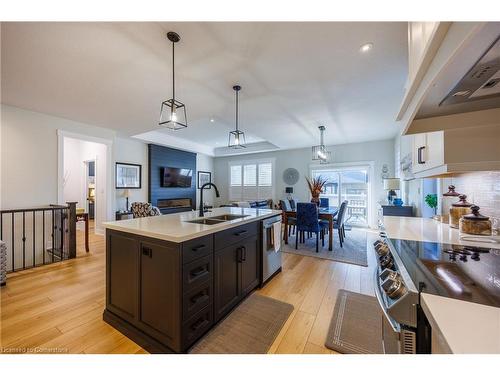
[409,124,500,178]
[397,22,500,135]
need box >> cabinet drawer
[182,235,213,264]
[183,280,212,321]
[183,255,212,293]
[214,221,259,248]
[182,304,213,349]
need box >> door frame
[57,130,114,235]
[309,161,375,228]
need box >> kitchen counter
[103,206,282,242]
[103,206,283,353]
[382,216,500,250]
[383,216,500,354]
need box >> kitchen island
[382,216,500,354]
[102,207,282,353]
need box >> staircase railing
[0,202,77,273]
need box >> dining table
[283,206,339,251]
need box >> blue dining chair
[319,197,329,208]
[295,203,328,252]
[280,199,296,236]
[333,201,348,247]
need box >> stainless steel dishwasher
[261,215,282,285]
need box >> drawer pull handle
[234,230,248,236]
[142,247,152,257]
[191,317,208,330]
[190,290,209,304]
[191,244,206,252]
[190,266,208,278]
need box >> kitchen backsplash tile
[446,171,500,224]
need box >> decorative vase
[311,196,320,206]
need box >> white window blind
[230,165,242,186]
[229,159,274,201]
[243,165,257,186]
[258,163,272,186]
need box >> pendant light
[312,126,331,164]
[159,32,188,130]
[228,85,246,148]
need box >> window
[311,166,370,227]
[243,165,257,186]
[230,165,242,186]
[229,159,274,201]
[258,163,272,187]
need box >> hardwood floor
[0,224,378,354]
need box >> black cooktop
[389,238,500,308]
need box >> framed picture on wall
[197,171,211,189]
[116,162,142,189]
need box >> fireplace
[157,198,193,214]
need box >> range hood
[440,36,500,106]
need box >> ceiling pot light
[210,118,215,123]
[312,126,331,164]
[159,31,188,130]
[359,42,373,53]
[228,85,246,149]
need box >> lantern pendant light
[312,125,331,164]
[228,85,246,148]
[159,32,188,130]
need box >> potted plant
[425,194,438,217]
[306,176,328,206]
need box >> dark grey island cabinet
[103,219,267,353]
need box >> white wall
[114,136,148,211]
[0,106,145,224]
[214,139,395,228]
[1,104,214,215]
[196,153,215,207]
[1,105,116,210]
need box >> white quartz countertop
[383,216,500,354]
[383,216,500,249]
[421,293,500,354]
[103,207,282,243]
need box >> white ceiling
[1,22,408,153]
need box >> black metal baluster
[11,212,15,272]
[51,209,55,264]
[42,210,46,265]
[60,208,64,261]
[22,211,26,269]
[0,213,3,241]
[33,211,36,268]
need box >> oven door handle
[374,269,401,334]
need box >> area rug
[189,293,293,354]
[325,289,383,354]
[281,228,368,267]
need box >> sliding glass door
[312,166,370,227]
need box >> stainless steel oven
[261,215,282,285]
[374,268,417,354]
[373,234,422,354]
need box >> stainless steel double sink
[185,214,249,225]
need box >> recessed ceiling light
[359,42,373,53]
[210,118,215,123]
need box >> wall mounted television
[160,167,193,188]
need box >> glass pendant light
[228,85,246,148]
[312,126,331,164]
[159,32,188,130]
